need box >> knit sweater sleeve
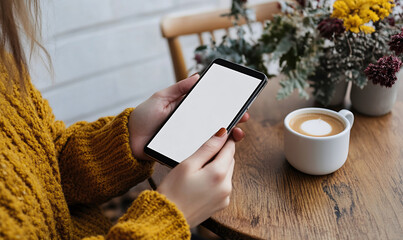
[49,108,192,238]
[105,190,190,239]
[51,110,191,239]
[53,108,155,205]
[72,191,191,240]
[28,83,154,205]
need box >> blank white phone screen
[148,63,261,163]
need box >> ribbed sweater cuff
[107,190,190,240]
[89,108,153,193]
[60,108,155,204]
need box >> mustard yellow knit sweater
[0,64,190,239]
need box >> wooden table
[153,78,403,239]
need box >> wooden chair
[160,1,281,82]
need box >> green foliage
[194,28,268,77]
[193,0,403,106]
[222,0,255,23]
[259,5,326,100]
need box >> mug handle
[338,109,354,128]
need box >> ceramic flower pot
[328,81,349,106]
[350,80,400,116]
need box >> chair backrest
[160,1,281,82]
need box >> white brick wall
[31,0,265,125]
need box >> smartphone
[144,58,268,167]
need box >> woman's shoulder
[0,53,37,96]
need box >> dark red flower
[387,17,396,26]
[389,29,403,55]
[317,18,345,39]
[296,0,305,7]
[364,55,402,87]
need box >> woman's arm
[28,82,154,205]
[54,108,154,205]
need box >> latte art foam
[300,119,332,136]
[289,113,345,137]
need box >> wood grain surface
[152,78,403,239]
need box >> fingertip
[184,73,199,88]
[239,112,250,123]
[187,127,228,169]
[187,73,200,82]
[214,128,227,137]
[189,72,199,78]
[232,127,245,142]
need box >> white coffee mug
[284,108,354,175]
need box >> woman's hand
[157,128,235,228]
[128,75,250,227]
[128,74,249,161]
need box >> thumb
[157,73,199,101]
[183,128,228,170]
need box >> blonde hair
[0,0,50,91]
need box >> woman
[0,0,249,239]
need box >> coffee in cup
[289,113,345,137]
[284,108,354,175]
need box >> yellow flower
[331,0,395,34]
[343,14,365,33]
[359,8,379,22]
[359,25,376,33]
[371,0,394,19]
[332,1,350,19]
